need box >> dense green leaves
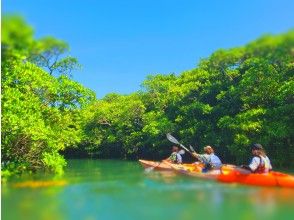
[2,16,293,178]
[80,30,294,166]
[1,16,95,178]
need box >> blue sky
[3,0,294,98]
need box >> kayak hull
[138,159,173,170]
[168,163,219,180]
[218,166,294,188]
[138,160,199,171]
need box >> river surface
[2,159,294,220]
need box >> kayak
[138,159,199,171]
[138,159,173,170]
[218,165,294,188]
[166,162,203,172]
[168,162,220,180]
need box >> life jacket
[169,152,176,163]
[169,152,181,164]
[253,156,266,174]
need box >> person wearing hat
[241,143,272,173]
[192,145,222,172]
[165,146,183,164]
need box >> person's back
[247,143,272,174]
[249,155,272,173]
[210,153,222,169]
[192,146,222,172]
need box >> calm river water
[2,160,294,220]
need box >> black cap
[251,143,263,150]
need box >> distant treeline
[2,15,294,177]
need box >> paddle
[145,149,185,172]
[166,133,191,153]
[144,161,163,172]
[189,145,196,153]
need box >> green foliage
[80,94,146,158]
[42,152,67,175]
[29,37,81,76]
[2,15,293,179]
[2,15,34,56]
[1,15,95,178]
[81,30,294,166]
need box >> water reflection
[13,180,68,188]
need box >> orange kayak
[218,165,294,188]
[168,162,220,180]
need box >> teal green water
[2,160,294,220]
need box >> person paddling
[165,146,182,164]
[192,146,222,172]
[241,143,272,173]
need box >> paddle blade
[166,133,180,145]
[166,133,190,153]
[144,161,162,173]
[189,145,196,153]
[144,166,155,172]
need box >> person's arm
[240,165,252,171]
[192,152,199,158]
[192,152,202,161]
[248,157,260,172]
[236,166,252,174]
[192,153,209,164]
